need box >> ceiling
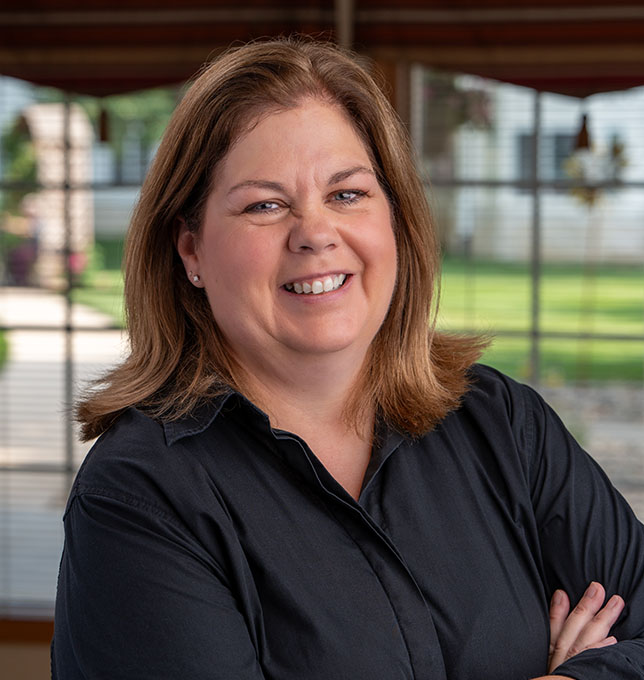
[2,1,644,98]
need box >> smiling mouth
[284,274,348,295]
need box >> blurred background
[2,1,644,676]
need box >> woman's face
[177,99,397,378]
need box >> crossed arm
[536,581,625,680]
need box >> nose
[287,209,338,253]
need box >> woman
[53,38,644,679]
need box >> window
[414,66,644,519]
[0,77,176,617]
[517,132,575,182]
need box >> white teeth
[286,274,347,295]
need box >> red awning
[1,1,644,97]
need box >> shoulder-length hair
[77,36,485,441]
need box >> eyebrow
[227,180,286,197]
[226,166,375,197]
[328,165,375,184]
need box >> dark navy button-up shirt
[52,365,644,679]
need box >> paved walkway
[0,287,125,468]
[0,286,124,613]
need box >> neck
[235,346,372,440]
[234,347,376,501]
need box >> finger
[549,588,625,672]
[590,635,618,650]
[570,594,625,655]
[549,582,606,670]
[549,589,571,657]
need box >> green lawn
[439,257,644,383]
[73,254,644,384]
[0,330,8,370]
[73,269,125,327]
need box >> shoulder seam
[65,485,184,527]
[520,383,538,484]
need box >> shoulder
[445,363,579,472]
[462,363,540,418]
[68,407,213,522]
[440,363,557,459]
[74,407,169,487]
[466,363,562,427]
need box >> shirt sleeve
[521,380,644,679]
[53,490,267,680]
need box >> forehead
[215,100,375,186]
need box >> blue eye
[334,190,365,205]
[245,201,281,213]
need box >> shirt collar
[162,390,236,446]
[163,388,279,446]
[162,390,406,482]
[361,421,406,495]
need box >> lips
[284,274,348,295]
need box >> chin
[283,331,374,358]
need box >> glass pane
[539,369,644,521]
[0,77,178,617]
[0,329,66,466]
[419,70,644,186]
[72,329,126,465]
[539,88,643,186]
[437,186,532,333]
[584,86,644,183]
[539,337,644,384]
[0,471,67,616]
[419,69,535,183]
[420,66,644,528]
[540,187,644,340]
[70,184,131,328]
[541,263,644,339]
[480,335,533,383]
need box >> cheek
[380,230,399,312]
[201,233,264,286]
[200,232,280,323]
[373,221,398,283]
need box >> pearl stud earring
[189,271,200,284]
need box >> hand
[548,581,625,673]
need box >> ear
[175,218,203,286]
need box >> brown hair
[77,36,486,441]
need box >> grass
[0,330,8,371]
[71,237,126,325]
[479,335,644,384]
[73,249,644,384]
[439,257,644,382]
[73,269,125,327]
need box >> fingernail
[586,583,598,599]
[553,590,564,605]
[609,595,623,609]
